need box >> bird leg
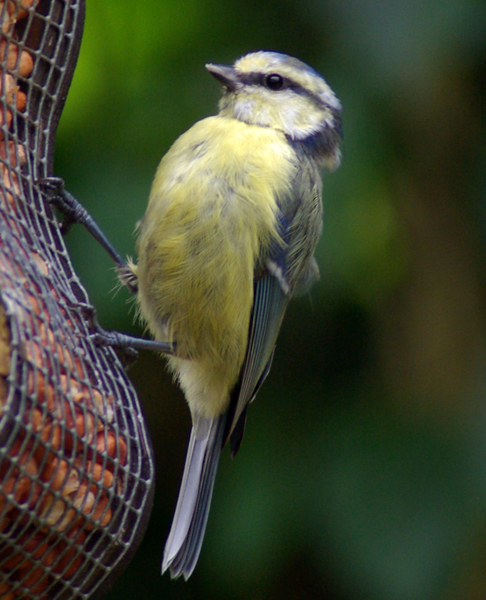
[92,329,177,355]
[39,180,176,357]
[39,176,138,293]
[78,302,176,356]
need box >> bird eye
[265,74,284,90]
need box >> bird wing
[226,272,288,454]
[224,154,323,454]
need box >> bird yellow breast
[136,116,296,409]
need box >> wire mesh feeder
[0,1,155,598]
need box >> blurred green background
[54,0,486,598]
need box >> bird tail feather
[162,413,226,579]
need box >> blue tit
[132,50,342,579]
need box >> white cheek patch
[225,85,338,143]
[318,87,342,112]
[280,97,325,140]
[234,98,257,123]
[233,87,273,125]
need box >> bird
[130,50,342,579]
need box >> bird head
[206,51,342,169]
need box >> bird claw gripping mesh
[0,1,155,599]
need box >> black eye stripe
[238,71,325,105]
[238,72,270,86]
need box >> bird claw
[38,176,81,235]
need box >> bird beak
[206,63,239,91]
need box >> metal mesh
[0,1,155,598]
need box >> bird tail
[162,413,226,579]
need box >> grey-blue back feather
[225,273,288,450]
[162,414,226,579]
[225,156,322,447]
